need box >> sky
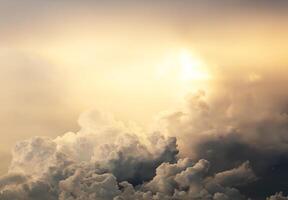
[0,0,288,199]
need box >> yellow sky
[0,0,288,174]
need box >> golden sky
[0,0,288,174]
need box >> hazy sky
[1,1,288,200]
[1,0,288,178]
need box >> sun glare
[157,49,211,83]
[178,49,211,81]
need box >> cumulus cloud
[0,109,259,200]
[1,68,288,199]
[157,69,288,198]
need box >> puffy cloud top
[0,109,259,200]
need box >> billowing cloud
[0,109,259,200]
[157,69,288,198]
[1,68,288,199]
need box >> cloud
[157,69,288,198]
[211,161,257,188]
[1,68,288,199]
[0,109,259,200]
[267,192,288,200]
[0,50,79,174]
[0,173,27,190]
